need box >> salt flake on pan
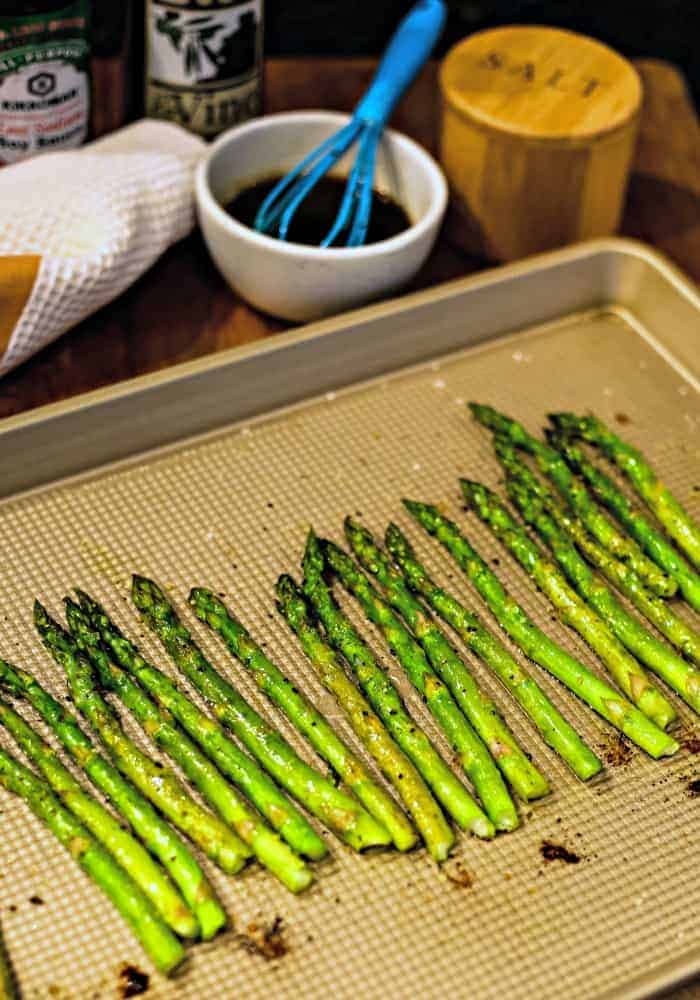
[454,396,465,406]
[511,350,532,363]
[432,378,446,390]
[325,391,336,401]
[412,462,421,472]
[240,426,252,436]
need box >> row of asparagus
[0,407,697,983]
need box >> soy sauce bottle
[144,0,264,139]
[0,0,91,164]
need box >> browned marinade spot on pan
[687,779,700,797]
[444,859,474,888]
[540,840,581,864]
[614,413,631,425]
[118,964,149,997]
[242,916,288,959]
[600,733,634,767]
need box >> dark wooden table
[1,57,699,420]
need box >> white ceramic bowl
[195,111,448,322]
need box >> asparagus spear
[189,588,391,851]
[504,475,700,715]
[385,523,600,781]
[66,599,313,894]
[0,745,185,975]
[127,576,372,856]
[321,537,496,839]
[548,431,700,614]
[461,480,677,730]
[0,659,223,941]
[125,578,325,862]
[344,516,528,822]
[404,500,679,758]
[35,601,249,877]
[277,574,430,852]
[0,919,16,1000]
[494,436,700,665]
[303,532,455,861]
[469,403,676,598]
[549,412,700,571]
[0,695,198,937]
[190,588,406,851]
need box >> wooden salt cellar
[439,26,642,261]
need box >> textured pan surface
[0,307,698,999]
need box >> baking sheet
[0,241,698,999]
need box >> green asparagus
[189,587,391,851]
[125,578,326,862]
[404,500,679,758]
[461,480,677,730]
[0,658,223,940]
[127,575,371,857]
[469,403,676,598]
[494,436,700,665]
[0,919,16,1000]
[504,474,700,715]
[190,587,407,851]
[550,412,700,571]
[385,523,600,780]
[35,601,249,877]
[345,516,527,823]
[321,537,495,839]
[0,744,185,975]
[66,599,313,894]
[303,531,455,861]
[0,695,198,937]
[548,431,700,614]
[277,573,434,852]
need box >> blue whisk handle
[354,0,447,127]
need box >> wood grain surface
[0,57,697,420]
[439,27,642,260]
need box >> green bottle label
[0,1,90,164]
[146,0,263,139]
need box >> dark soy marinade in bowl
[224,174,412,247]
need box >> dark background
[264,0,700,104]
[90,1,699,118]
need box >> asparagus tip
[301,529,325,584]
[343,513,362,534]
[343,515,373,547]
[460,479,494,509]
[275,573,296,601]
[402,498,428,516]
[467,401,499,426]
[73,588,98,615]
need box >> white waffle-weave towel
[0,119,206,377]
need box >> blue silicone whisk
[254,0,447,248]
